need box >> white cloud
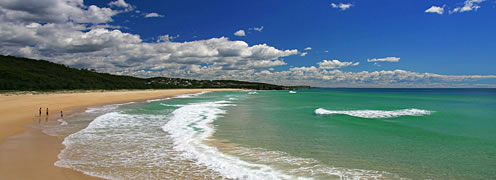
[109,0,130,8]
[300,52,308,56]
[0,0,119,24]
[304,47,312,51]
[450,0,486,13]
[367,57,400,62]
[78,5,119,23]
[0,0,495,88]
[318,59,359,69]
[425,6,444,15]
[234,30,246,37]
[157,34,180,42]
[0,24,141,54]
[0,0,299,73]
[250,26,264,32]
[0,22,299,70]
[145,12,164,18]
[331,2,352,11]
[245,68,496,88]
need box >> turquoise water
[52,89,496,179]
[215,89,496,179]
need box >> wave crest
[161,101,294,179]
[315,108,433,118]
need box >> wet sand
[0,89,239,180]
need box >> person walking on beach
[60,111,63,118]
[46,108,49,117]
[39,107,42,117]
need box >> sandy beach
[0,89,239,180]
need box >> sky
[1,0,495,87]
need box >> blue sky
[1,0,495,87]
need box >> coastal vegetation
[0,55,309,91]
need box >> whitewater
[315,108,433,118]
[49,89,496,180]
[52,91,398,180]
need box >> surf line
[315,108,433,118]
[162,100,295,179]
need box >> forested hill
[0,55,310,91]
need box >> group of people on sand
[38,107,63,120]
[39,107,48,117]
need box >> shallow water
[48,89,496,179]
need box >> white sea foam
[315,108,433,118]
[41,105,118,137]
[175,91,210,98]
[85,102,134,113]
[54,92,402,180]
[215,143,397,179]
[248,91,258,95]
[57,118,68,126]
[146,97,171,102]
[159,103,184,107]
[55,111,223,179]
[162,101,297,180]
[163,101,397,179]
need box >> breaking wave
[174,91,209,98]
[162,101,398,179]
[315,108,433,118]
[161,100,295,179]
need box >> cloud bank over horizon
[0,0,494,88]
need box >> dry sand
[0,89,239,180]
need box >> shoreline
[0,89,240,180]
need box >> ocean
[45,88,496,179]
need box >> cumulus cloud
[109,54,496,88]
[0,0,495,88]
[450,0,486,13]
[300,52,308,56]
[0,24,141,57]
[145,12,164,18]
[109,0,129,8]
[304,47,312,51]
[0,0,118,24]
[367,57,400,62]
[0,0,299,73]
[234,30,246,37]
[0,22,298,70]
[318,59,359,69]
[331,2,352,11]
[244,68,496,88]
[425,5,445,15]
